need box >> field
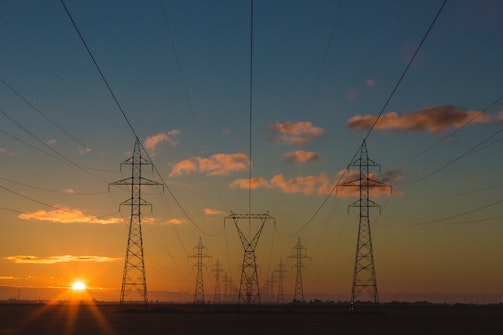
[1,302,502,335]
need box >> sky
[0,0,502,304]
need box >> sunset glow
[0,0,502,306]
[71,281,86,291]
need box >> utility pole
[274,259,287,304]
[110,138,162,304]
[212,258,224,304]
[190,237,211,304]
[225,212,274,304]
[338,139,391,310]
[288,237,310,303]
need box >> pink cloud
[365,78,375,87]
[283,150,320,164]
[270,173,333,195]
[18,207,123,224]
[229,177,270,190]
[498,111,503,121]
[347,106,493,134]
[266,121,324,145]
[144,130,181,155]
[203,208,226,216]
[170,153,250,177]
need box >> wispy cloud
[266,121,324,145]
[270,173,333,195]
[0,147,16,157]
[347,105,493,134]
[170,153,250,177]
[0,275,17,280]
[283,150,320,164]
[4,255,120,264]
[229,177,270,190]
[18,207,123,224]
[203,208,226,216]
[166,218,184,225]
[144,130,181,155]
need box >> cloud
[229,177,270,190]
[0,147,16,157]
[203,208,226,216]
[266,121,324,145]
[283,150,320,164]
[270,173,333,195]
[347,105,493,134]
[498,111,503,121]
[170,153,250,177]
[0,276,17,280]
[79,147,91,154]
[4,255,120,264]
[144,130,181,155]
[365,78,376,87]
[166,218,184,225]
[18,207,123,224]
[47,139,57,146]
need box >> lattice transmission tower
[190,237,211,304]
[212,258,224,304]
[274,259,287,304]
[225,212,274,304]
[288,237,310,303]
[338,139,391,309]
[110,138,163,304]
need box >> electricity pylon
[225,212,274,304]
[274,259,287,304]
[212,258,224,304]
[288,237,310,303]
[338,139,391,310]
[190,237,211,304]
[110,138,163,304]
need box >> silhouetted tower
[339,139,391,309]
[190,237,211,304]
[288,237,311,303]
[225,212,275,304]
[110,138,162,304]
[274,259,287,304]
[212,258,224,304]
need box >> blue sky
[0,0,502,303]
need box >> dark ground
[1,302,502,335]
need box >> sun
[71,280,86,291]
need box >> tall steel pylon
[274,259,287,304]
[225,212,274,304]
[109,138,163,304]
[212,258,224,304]
[190,237,211,304]
[339,139,391,309]
[288,237,310,303]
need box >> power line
[248,0,254,215]
[364,0,447,140]
[60,0,219,237]
[290,0,447,236]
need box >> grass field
[1,302,502,335]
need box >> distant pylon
[190,237,211,304]
[288,237,311,303]
[338,139,391,309]
[274,259,287,304]
[212,258,224,304]
[110,138,163,304]
[225,212,275,304]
